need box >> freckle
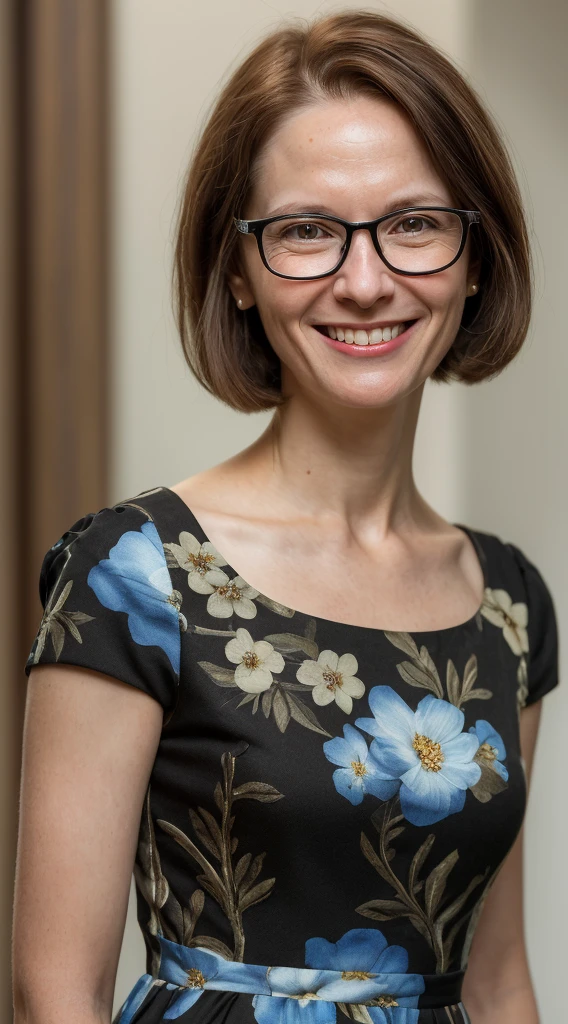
[306,469,311,474]
[308,137,313,143]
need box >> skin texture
[13,665,164,1024]
[13,96,543,1024]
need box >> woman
[13,11,559,1024]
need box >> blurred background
[2,1,566,1020]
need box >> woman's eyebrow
[263,192,451,219]
[263,203,340,217]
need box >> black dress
[24,485,560,1024]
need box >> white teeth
[324,322,407,345]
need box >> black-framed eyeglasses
[234,206,481,280]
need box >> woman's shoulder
[25,486,186,715]
[464,522,554,595]
[36,487,173,592]
[465,523,559,707]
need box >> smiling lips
[317,321,413,346]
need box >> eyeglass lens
[261,209,464,277]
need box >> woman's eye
[399,216,425,232]
[286,223,325,241]
[395,216,440,234]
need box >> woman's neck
[226,384,431,533]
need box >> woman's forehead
[249,96,452,217]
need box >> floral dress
[24,485,560,1024]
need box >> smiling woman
[14,9,559,1024]
[174,12,529,411]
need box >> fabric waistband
[158,935,463,1008]
[115,936,465,1023]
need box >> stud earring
[237,298,243,309]
[469,283,479,295]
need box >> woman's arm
[12,663,164,1024]
[460,700,544,1024]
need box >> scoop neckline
[158,485,489,637]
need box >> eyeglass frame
[234,206,481,281]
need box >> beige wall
[110,2,566,1018]
[464,1,568,1011]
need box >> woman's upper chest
[167,484,486,633]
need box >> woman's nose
[331,228,396,307]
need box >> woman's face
[230,95,478,409]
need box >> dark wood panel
[5,5,110,1012]
[24,0,110,642]
[0,1,20,1020]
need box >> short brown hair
[173,10,532,412]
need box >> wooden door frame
[3,3,110,1019]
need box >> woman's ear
[466,246,483,295]
[227,266,256,311]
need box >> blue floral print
[323,723,399,805]
[87,521,183,674]
[368,1011,420,1023]
[253,927,423,1024]
[353,686,481,827]
[469,720,509,781]
[115,972,156,1024]
[254,972,340,1024]
[158,937,271,1019]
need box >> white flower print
[164,532,259,618]
[206,571,260,619]
[480,588,528,656]
[164,531,227,592]
[296,650,365,714]
[225,628,285,693]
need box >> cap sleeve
[507,542,561,707]
[24,502,182,716]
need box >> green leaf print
[385,633,494,707]
[157,749,283,961]
[31,578,94,664]
[356,797,490,973]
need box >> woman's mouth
[315,320,415,344]
[313,319,418,356]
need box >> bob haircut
[174,9,532,413]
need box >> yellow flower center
[185,968,206,989]
[502,609,522,637]
[341,970,373,981]
[351,760,368,777]
[322,669,342,691]
[479,741,498,762]
[375,995,398,1008]
[242,651,260,669]
[413,733,444,771]
[189,552,216,574]
[217,583,242,601]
